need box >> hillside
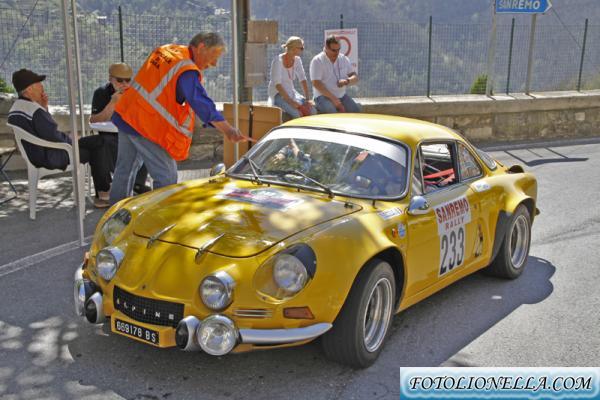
[0,0,598,104]
[3,0,599,25]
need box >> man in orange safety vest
[109,32,248,204]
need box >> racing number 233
[439,226,465,275]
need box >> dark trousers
[100,132,148,187]
[78,135,111,194]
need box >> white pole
[231,0,239,162]
[60,0,85,246]
[485,0,497,97]
[70,0,87,140]
[525,14,537,95]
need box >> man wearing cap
[7,69,112,208]
[90,62,149,195]
[310,35,361,114]
[109,32,249,205]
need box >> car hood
[130,178,362,257]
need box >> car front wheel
[322,259,396,368]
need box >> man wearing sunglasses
[309,35,361,114]
[90,63,149,195]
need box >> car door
[405,141,481,297]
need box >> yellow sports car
[74,114,538,368]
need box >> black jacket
[8,97,72,170]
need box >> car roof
[281,113,462,145]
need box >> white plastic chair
[7,123,85,220]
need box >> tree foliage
[470,74,487,95]
[0,77,14,93]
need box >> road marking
[0,236,92,278]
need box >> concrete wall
[358,90,600,143]
[2,90,600,171]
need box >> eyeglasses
[327,46,340,53]
[112,77,131,83]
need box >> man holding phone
[90,62,149,194]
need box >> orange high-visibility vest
[115,44,200,161]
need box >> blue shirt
[112,69,224,136]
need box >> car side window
[412,149,424,195]
[420,143,458,193]
[457,143,482,181]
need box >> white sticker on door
[434,196,471,276]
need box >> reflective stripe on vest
[130,59,196,139]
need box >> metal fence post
[506,17,515,94]
[118,5,124,63]
[485,0,497,97]
[340,14,344,29]
[577,18,589,92]
[427,15,432,97]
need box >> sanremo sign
[496,0,553,13]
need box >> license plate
[114,318,159,345]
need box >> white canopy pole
[71,0,87,140]
[232,0,239,162]
[60,0,85,246]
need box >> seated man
[343,150,404,196]
[269,139,312,173]
[90,62,150,194]
[310,35,361,114]
[8,69,112,208]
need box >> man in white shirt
[309,35,361,114]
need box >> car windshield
[229,128,409,199]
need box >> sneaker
[97,191,110,201]
[133,184,151,195]
[93,198,110,209]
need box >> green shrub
[0,77,15,94]
[470,74,488,94]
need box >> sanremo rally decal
[434,196,471,276]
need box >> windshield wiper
[242,155,263,184]
[281,169,334,198]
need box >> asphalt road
[1,139,599,400]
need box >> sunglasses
[327,47,340,53]
[297,46,305,50]
[113,77,131,83]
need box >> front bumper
[73,265,332,353]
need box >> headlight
[96,247,125,281]
[255,244,317,300]
[196,315,238,356]
[199,271,235,311]
[74,266,95,316]
[101,209,131,245]
[273,254,308,294]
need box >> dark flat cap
[12,69,46,92]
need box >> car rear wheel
[486,205,531,279]
[321,259,396,368]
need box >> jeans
[100,132,148,187]
[109,130,177,205]
[273,93,317,119]
[314,95,361,114]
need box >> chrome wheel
[362,277,393,353]
[509,214,530,269]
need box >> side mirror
[408,195,431,216]
[209,163,226,177]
